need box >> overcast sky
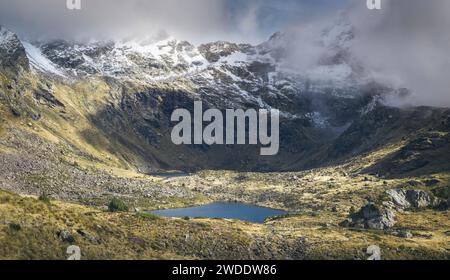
[0,0,449,106]
[0,0,352,43]
[349,0,450,106]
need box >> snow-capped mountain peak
[4,11,375,119]
[0,26,16,48]
[14,11,361,87]
[0,26,30,73]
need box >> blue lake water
[150,202,287,224]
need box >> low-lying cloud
[0,0,230,43]
[348,0,450,107]
[0,0,345,44]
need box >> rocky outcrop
[341,203,396,230]
[386,189,412,209]
[443,199,450,210]
[32,85,65,108]
[0,26,29,74]
[198,41,243,63]
[341,188,443,230]
[386,189,437,210]
[405,190,434,208]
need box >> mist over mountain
[2,0,447,107]
[0,0,349,44]
[348,0,450,107]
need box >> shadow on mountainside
[79,84,450,174]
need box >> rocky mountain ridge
[0,16,449,173]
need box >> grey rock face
[0,26,29,74]
[198,41,243,63]
[405,190,433,208]
[342,203,396,230]
[362,204,396,230]
[386,189,435,209]
[386,189,411,209]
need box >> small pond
[149,202,287,224]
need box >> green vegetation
[2,186,447,260]
[8,223,21,231]
[38,193,51,204]
[108,197,129,212]
[0,190,293,260]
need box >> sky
[0,0,351,43]
[0,0,449,106]
[349,0,450,106]
[224,0,351,43]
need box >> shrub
[108,197,129,212]
[38,193,51,203]
[432,186,450,200]
[0,195,11,204]
[9,223,21,231]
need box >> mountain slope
[0,20,449,174]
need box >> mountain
[0,17,448,174]
[0,17,449,261]
[0,26,29,75]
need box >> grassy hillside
[0,186,448,260]
[0,189,302,260]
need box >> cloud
[348,0,450,107]
[236,5,259,36]
[0,0,229,43]
[0,0,347,44]
[0,0,448,107]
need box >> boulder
[341,203,396,230]
[57,230,75,243]
[386,189,411,209]
[386,188,435,209]
[405,190,433,208]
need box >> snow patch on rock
[23,42,66,77]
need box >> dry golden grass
[0,190,294,260]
